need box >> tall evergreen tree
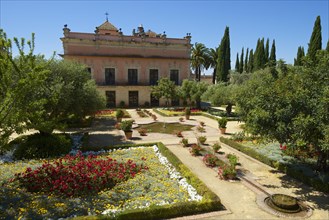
[307,16,322,64]
[254,38,266,71]
[216,26,231,82]
[265,38,270,64]
[294,46,305,66]
[248,49,254,73]
[244,48,249,73]
[239,47,244,73]
[235,53,240,71]
[326,39,329,52]
[269,40,276,67]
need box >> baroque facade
[60,19,192,107]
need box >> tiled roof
[98,21,118,31]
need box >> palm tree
[191,43,209,81]
[206,47,219,84]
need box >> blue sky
[1,0,328,73]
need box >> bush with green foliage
[226,154,239,167]
[217,117,228,128]
[212,143,221,152]
[13,133,71,159]
[120,120,134,132]
[198,136,207,145]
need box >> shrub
[180,138,189,147]
[212,143,221,153]
[185,107,191,116]
[203,154,219,167]
[116,109,124,119]
[218,165,237,180]
[198,136,207,145]
[13,133,71,159]
[197,125,205,133]
[12,151,147,197]
[144,101,150,107]
[226,154,239,167]
[120,120,134,132]
[119,101,125,108]
[199,121,205,127]
[179,117,184,122]
[231,131,245,142]
[217,117,228,128]
[190,144,202,156]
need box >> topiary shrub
[13,133,72,159]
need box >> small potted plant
[218,165,237,180]
[116,109,124,122]
[197,136,207,145]
[151,114,157,121]
[179,117,184,122]
[180,138,189,147]
[185,107,191,120]
[218,117,228,134]
[199,121,205,127]
[226,153,239,167]
[138,128,147,136]
[175,131,183,138]
[203,154,219,167]
[190,144,202,156]
[120,120,134,139]
[212,143,221,153]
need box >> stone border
[256,194,313,218]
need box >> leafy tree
[179,80,208,109]
[191,42,209,81]
[151,77,177,106]
[25,59,105,135]
[0,30,50,147]
[202,83,237,115]
[244,48,249,73]
[268,40,276,67]
[307,16,322,64]
[216,27,231,82]
[235,53,239,72]
[236,52,329,170]
[239,47,244,73]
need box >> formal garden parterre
[0,143,222,219]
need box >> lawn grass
[136,122,194,134]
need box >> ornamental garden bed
[154,108,203,117]
[220,137,329,193]
[0,143,222,219]
[95,109,131,118]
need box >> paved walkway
[13,109,328,219]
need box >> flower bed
[154,108,202,117]
[0,143,221,219]
[220,137,329,193]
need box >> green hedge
[77,142,222,220]
[220,137,329,193]
[153,108,202,117]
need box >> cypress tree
[248,49,254,73]
[269,40,276,67]
[244,48,249,73]
[307,16,322,64]
[294,46,305,66]
[326,39,329,52]
[254,38,266,71]
[265,38,270,64]
[216,26,231,82]
[235,53,240,71]
[239,47,244,73]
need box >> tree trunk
[316,151,328,171]
[212,68,216,84]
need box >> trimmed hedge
[77,142,222,220]
[220,137,329,193]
